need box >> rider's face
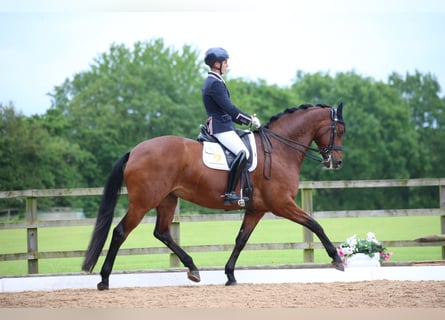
[214,60,229,74]
[221,60,229,74]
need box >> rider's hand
[251,115,261,128]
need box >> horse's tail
[81,152,130,273]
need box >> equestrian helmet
[204,47,229,67]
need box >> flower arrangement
[337,232,392,264]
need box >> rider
[202,47,261,206]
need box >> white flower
[367,232,376,240]
[346,234,358,247]
[367,231,380,244]
[338,232,392,264]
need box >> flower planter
[346,253,380,268]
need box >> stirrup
[223,192,249,207]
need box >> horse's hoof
[333,261,345,271]
[225,279,237,286]
[225,274,237,286]
[187,270,201,282]
[97,281,109,291]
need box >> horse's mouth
[322,157,342,170]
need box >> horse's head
[261,103,345,173]
[314,102,345,169]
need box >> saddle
[197,125,257,172]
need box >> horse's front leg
[303,216,344,271]
[225,211,265,285]
[275,202,344,271]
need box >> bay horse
[82,103,346,290]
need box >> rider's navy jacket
[202,71,252,134]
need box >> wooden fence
[1,178,444,275]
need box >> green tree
[388,71,445,208]
[388,71,445,177]
[47,39,205,185]
[0,103,53,191]
[0,103,97,211]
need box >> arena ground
[1,266,444,307]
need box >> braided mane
[264,103,332,128]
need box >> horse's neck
[271,108,324,144]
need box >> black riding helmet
[204,47,229,73]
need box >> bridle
[258,108,344,179]
[317,108,344,167]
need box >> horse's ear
[336,102,343,120]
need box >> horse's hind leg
[153,194,200,282]
[97,206,146,290]
[225,210,265,285]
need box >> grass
[0,216,442,276]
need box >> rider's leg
[213,131,250,206]
[213,131,250,159]
[223,150,248,205]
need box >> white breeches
[213,130,250,159]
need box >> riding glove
[251,116,261,128]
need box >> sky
[1,0,445,116]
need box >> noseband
[258,108,344,178]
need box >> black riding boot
[223,151,248,206]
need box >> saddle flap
[201,131,257,172]
[202,142,230,170]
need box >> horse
[82,102,346,290]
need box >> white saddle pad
[202,131,257,172]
